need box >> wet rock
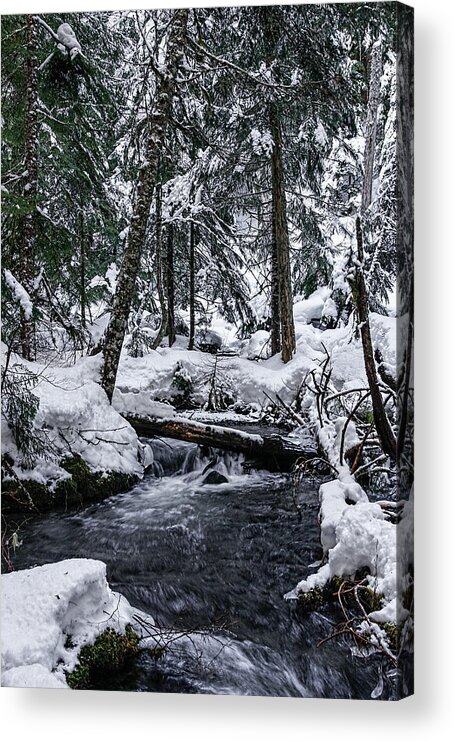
[202,470,229,485]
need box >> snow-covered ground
[1,559,136,688]
[2,291,395,490]
[2,290,405,647]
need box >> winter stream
[12,434,391,699]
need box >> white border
[1,1,454,739]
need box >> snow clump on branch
[57,23,81,60]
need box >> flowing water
[11,435,395,699]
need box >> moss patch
[1,455,138,514]
[382,622,404,654]
[297,574,383,615]
[66,625,140,690]
[297,587,325,612]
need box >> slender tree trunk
[350,39,396,461]
[20,15,39,360]
[79,210,86,329]
[361,40,382,213]
[270,209,281,355]
[270,105,295,363]
[166,223,176,347]
[188,220,196,350]
[152,182,167,349]
[101,9,188,401]
[351,218,396,460]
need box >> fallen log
[126,415,317,472]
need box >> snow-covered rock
[1,350,143,487]
[243,330,270,360]
[1,559,135,688]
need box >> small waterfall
[146,437,246,482]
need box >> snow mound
[35,380,141,474]
[318,475,368,552]
[1,350,143,485]
[1,559,135,688]
[293,287,331,324]
[113,390,176,419]
[285,473,404,625]
[242,330,270,360]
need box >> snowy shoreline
[1,559,138,688]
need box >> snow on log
[125,415,317,471]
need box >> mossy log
[126,415,317,472]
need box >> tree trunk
[350,39,396,461]
[188,220,196,350]
[79,210,86,329]
[126,414,317,472]
[152,182,167,349]
[101,9,188,402]
[270,104,295,363]
[351,218,396,460]
[270,209,281,355]
[20,15,39,360]
[166,223,176,347]
[361,40,382,213]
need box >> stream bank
[9,435,396,699]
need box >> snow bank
[112,391,176,420]
[113,303,394,415]
[284,311,403,630]
[35,379,142,476]
[285,476,403,621]
[285,428,405,632]
[1,350,143,487]
[1,559,135,689]
[293,287,331,324]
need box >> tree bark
[20,15,39,360]
[152,182,167,349]
[79,210,86,329]
[188,220,196,350]
[126,414,317,472]
[101,9,188,401]
[361,40,382,213]
[166,223,176,347]
[270,209,281,355]
[351,218,396,460]
[270,104,295,363]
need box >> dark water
[11,437,395,699]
